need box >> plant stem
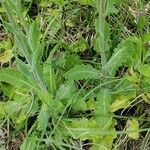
[99,0,107,68]
[99,0,107,82]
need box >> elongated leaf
[16,59,32,78]
[109,96,130,112]
[64,65,101,80]
[43,58,56,94]
[110,92,136,112]
[95,88,113,129]
[28,21,43,68]
[4,22,31,60]
[104,0,118,16]
[1,83,31,103]
[20,136,37,150]
[0,68,37,91]
[37,104,49,132]
[2,0,21,16]
[28,21,40,52]
[104,40,134,76]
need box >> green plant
[0,0,150,150]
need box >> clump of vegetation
[0,0,150,149]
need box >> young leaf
[64,64,101,80]
[72,96,87,111]
[138,64,150,77]
[69,37,88,53]
[64,53,82,70]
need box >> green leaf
[28,21,40,52]
[2,0,21,16]
[20,136,37,150]
[3,22,16,34]
[77,0,95,6]
[60,118,116,142]
[1,83,31,103]
[16,59,32,78]
[95,89,113,129]
[138,64,150,77]
[61,118,102,140]
[43,57,56,94]
[104,39,134,76]
[65,53,82,70]
[56,81,76,101]
[105,0,118,16]
[64,64,101,80]
[37,104,49,132]
[0,101,22,119]
[28,21,43,68]
[0,68,37,90]
[72,96,87,111]
[69,37,88,53]
[90,131,117,150]
[94,20,111,55]
[43,15,61,42]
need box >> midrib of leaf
[64,65,101,80]
[69,70,98,76]
[0,69,38,91]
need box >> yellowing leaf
[110,93,136,112]
[128,68,139,83]
[0,50,12,63]
[126,119,139,140]
[86,99,95,109]
[66,19,74,27]
[109,96,130,112]
[142,93,150,104]
[48,8,61,16]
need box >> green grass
[0,0,150,150]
